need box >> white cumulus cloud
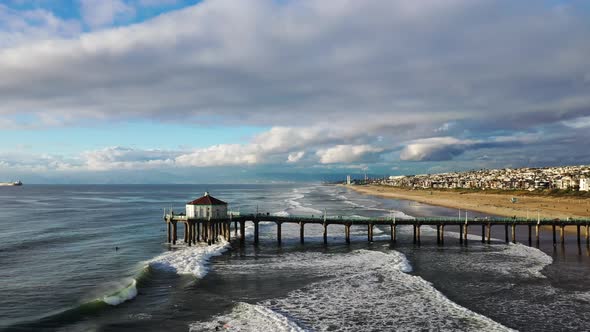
[316,145,383,164]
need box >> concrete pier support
[511,224,516,244]
[463,224,468,245]
[577,225,581,248]
[240,221,245,246]
[416,225,421,245]
[391,223,397,243]
[368,224,374,242]
[254,221,260,245]
[486,224,491,244]
[440,224,445,245]
[234,221,238,236]
[552,224,557,246]
[459,224,463,245]
[277,222,282,245]
[481,224,485,243]
[345,224,351,244]
[436,225,441,245]
[167,221,171,243]
[300,222,305,244]
[535,224,540,247]
[528,225,532,246]
[172,222,177,245]
[196,222,201,243]
[560,225,565,246]
[323,223,328,244]
[413,225,417,244]
[193,222,199,244]
[504,224,509,243]
[586,225,590,246]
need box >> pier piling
[345,224,351,244]
[167,221,171,243]
[486,224,491,244]
[528,225,532,246]
[277,222,282,245]
[504,224,509,243]
[172,222,177,245]
[552,224,557,246]
[436,225,441,245]
[511,224,516,244]
[463,224,468,245]
[300,222,305,244]
[254,221,260,245]
[323,223,328,244]
[481,224,485,243]
[240,221,245,246]
[560,225,565,246]
[459,224,463,245]
[440,224,445,245]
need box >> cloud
[0,4,81,47]
[138,0,179,6]
[399,137,475,161]
[79,0,135,29]
[82,146,175,170]
[316,145,384,164]
[1,0,590,180]
[287,151,305,163]
[0,0,588,132]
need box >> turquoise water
[1,184,590,331]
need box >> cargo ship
[0,180,22,186]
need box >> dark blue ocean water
[1,184,590,331]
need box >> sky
[1,0,590,184]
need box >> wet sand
[347,185,590,220]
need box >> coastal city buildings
[365,165,590,192]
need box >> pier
[164,212,590,249]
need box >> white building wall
[580,178,589,191]
[185,204,228,218]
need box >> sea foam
[189,302,305,332]
[102,279,138,306]
[148,239,231,278]
[191,248,511,331]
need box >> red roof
[187,193,227,206]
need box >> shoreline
[345,185,590,220]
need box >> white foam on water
[437,227,553,279]
[148,239,230,278]
[102,279,138,306]
[205,249,512,331]
[273,211,291,217]
[189,302,305,332]
[498,243,553,278]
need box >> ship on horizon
[0,180,23,186]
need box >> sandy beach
[347,185,590,220]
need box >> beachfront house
[186,192,228,219]
[580,178,590,192]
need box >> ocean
[1,184,590,331]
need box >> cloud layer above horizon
[1,0,590,183]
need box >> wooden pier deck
[164,212,590,249]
